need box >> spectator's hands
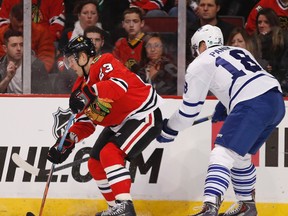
[47,134,75,164]
[157,119,179,143]
[6,61,17,79]
[212,102,227,123]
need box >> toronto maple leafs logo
[52,107,74,140]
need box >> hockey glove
[69,84,97,114]
[47,133,75,164]
[212,101,227,123]
[156,118,179,143]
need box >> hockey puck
[26,212,35,216]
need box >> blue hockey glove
[47,133,75,164]
[156,119,179,143]
[212,101,227,123]
[69,84,97,114]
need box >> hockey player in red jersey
[47,36,163,216]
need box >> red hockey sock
[88,157,115,202]
[100,142,132,198]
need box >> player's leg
[217,88,285,216]
[218,154,257,216]
[90,108,162,216]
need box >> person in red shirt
[0,3,55,73]
[245,0,288,34]
[129,0,168,17]
[0,0,65,42]
[47,36,163,216]
[112,7,145,72]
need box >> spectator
[0,3,55,73]
[226,26,264,66]
[0,0,65,42]
[138,32,177,95]
[58,0,102,54]
[54,26,109,94]
[255,7,288,96]
[245,0,288,34]
[56,0,110,73]
[0,29,52,94]
[168,0,199,24]
[129,0,168,17]
[186,0,236,64]
[113,7,145,72]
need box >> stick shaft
[38,114,74,216]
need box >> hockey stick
[192,115,212,125]
[13,115,212,176]
[37,114,74,216]
[12,153,89,176]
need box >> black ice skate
[218,200,257,216]
[95,205,112,216]
[96,200,136,216]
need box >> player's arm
[157,65,211,143]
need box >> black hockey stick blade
[12,153,89,176]
[26,212,35,216]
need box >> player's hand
[69,84,97,114]
[47,134,75,164]
[212,101,227,123]
[156,119,178,143]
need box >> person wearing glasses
[137,32,177,95]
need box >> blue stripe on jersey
[183,100,205,107]
[178,100,204,118]
[179,110,199,118]
[229,73,265,109]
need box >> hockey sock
[88,157,116,205]
[204,164,231,204]
[231,163,256,201]
[100,142,132,200]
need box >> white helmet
[191,24,223,56]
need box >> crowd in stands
[0,0,287,96]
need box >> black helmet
[63,36,96,57]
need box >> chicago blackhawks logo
[52,107,74,139]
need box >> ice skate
[189,202,219,216]
[218,200,257,216]
[97,200,136,216]
[95,205,112,216]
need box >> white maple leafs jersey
[168,46,282,132]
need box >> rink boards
[0,96,288,216]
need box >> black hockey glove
[212,101,227,123]
[156,118,179,143]
[47,133,75,164]
[69,84,97,114]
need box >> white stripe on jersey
[121,113,155,154]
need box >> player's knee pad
[100,142,126,168]
[88,157,106,180]
[210,145,236,169]
[210,145,252,169]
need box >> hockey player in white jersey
[157,24,285,216]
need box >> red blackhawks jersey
[0,0,65,41]
[245,0,288,34]
[129,0,167,10]
[69,53,163,141]
[112,33,145,71]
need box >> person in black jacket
[186,0,235,65]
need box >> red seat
[143,17,178,32]
[219,16,245,28]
